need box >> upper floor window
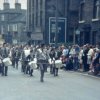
[1,15,5,21]
[79,2,85,21]
[93,0,100,19]
[13,24,18,31]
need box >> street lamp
[55,0,58,45]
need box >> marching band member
[21,45,31,74]
[11,46,21,69]
[49,48,55,74]
[0,43,9,76]
[36,44,49,82]
[53,47,62,76]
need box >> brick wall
[78,0,100,45]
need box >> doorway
[84,32,90,44]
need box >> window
[13,24,17,31]
[8,25,10,31]
[79,2,84,21]
[1,26,4,34]
[93,0,100,19]
[1,15,4,21]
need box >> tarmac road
[0,66,100,100]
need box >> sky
[0,0,27,9]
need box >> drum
[3,58,12,66]
[48,59,54,64]
[55,60,62,69]
[29,58,37,69]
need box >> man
[82,45,90,72]
[0,43,9,76]
[36,44,49,82]
[49,47,55,74]
[53,47,62,76]
[11,46,21,69]
[22,45,31,74]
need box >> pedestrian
[82,45,90,72]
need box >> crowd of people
[61,44,100,75]
[0,43,100,82]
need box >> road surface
[0,66,100,100]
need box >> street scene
[0,65,100,100]
[0,0,100,100]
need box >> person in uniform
[53,47,62,76]
[0,43,9,76]
[21,45,31,74]
[28,48,35,76]
[49,47,55,74]
[36,44,48,82]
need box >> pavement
[0,66,100,100]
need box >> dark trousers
[40,69,44,82]
[22,60,29,74]
[83,62,89,72]
[1,65,8,76]
[26,65,30,74]
[21,61,25,72]
[30,69,33,76]
[94,64,100,75]
[38,60,47,82]
[50,64,53,74]
[53,67,58,76]
[5,66,8,76]
[12,58,19,69]
[1,64,4,76]
[0,64,1,73]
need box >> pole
[73,27,76,45]
[66,0,70,43]
[55,0,58,45]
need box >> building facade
[27,0,80,44]
[0,0,26,43]
[27,0,46,44]
[78,0,100,45]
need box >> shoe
[56,74,58,76]
[30,74,33,77]
[40,79,44,82]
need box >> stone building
[27,0,80,44]
[0,0,26,43]
[78,0,100,45]
[27,0,46,44]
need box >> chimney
[15,0,21,10]
[3,0,10,10]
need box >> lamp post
[55,0,58,45]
